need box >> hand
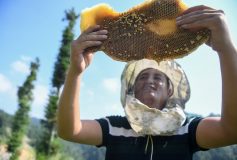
[176,5,233,53]
[70,25,108,74]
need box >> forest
[1,109,237,160]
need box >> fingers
[78,35,107,51]
[90,29,108,35]
[70,25,108,73]
[82,25,101,34]
[76,25,108,51]
[176,12,215,28]
[177,9,223,23]
[80,34,108,42]
[81,25,108,36]
[80,41,103,50]
[176,7,225,31]
[178,17,216,30]
[181,5,214,15]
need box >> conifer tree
[37,8,79,157]
[7,58,40,160]
[52,8,79,94]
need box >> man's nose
[147,76,154,84]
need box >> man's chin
[139,98,157,107]
[142,90,156,97]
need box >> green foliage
[36,91,59,156]
[80,145,106,160]
[37,8,79,158]
[52,8,79,92]
[36,144,73,160]
[45,92,58,126]
[7,58,40,159]
[36,132,62,156]
[7,131,24,152]
[60,140,86,160]
[50,138,63,154]
[10,150,20,160]
[35,153,47,160]
[35,126,51,156]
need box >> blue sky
[0,0,237,120]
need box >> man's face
[134,68,172,110]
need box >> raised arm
[177,5,237,148]
[57,25,108,145]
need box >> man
[57,5,237,160]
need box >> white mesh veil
[120,59,190,109]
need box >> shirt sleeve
[95,118,109,147]
[188,117,209,153]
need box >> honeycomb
[80,0,210,62]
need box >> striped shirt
[96,116,207,160]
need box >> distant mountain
[0,109,236,160]
[0,109,104,160]
[0,109,41,128]
[0,109,42,138]
[0,109,13,142]
[30,117,41,126]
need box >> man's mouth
[144,85,156,91]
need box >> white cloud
[20,55,33,62]
[11,60,30,74]
[102,78,120,93]
[0,73,14,92]
[27,84,49,119]
[32,84,49,107]
[0,74,17,112]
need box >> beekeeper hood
[120,59,190,136]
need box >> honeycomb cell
[80,0,210,62]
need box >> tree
[37,8,79,157]
[7,58,40,160]
[52,8,79,93]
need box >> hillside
[0,109,236,160]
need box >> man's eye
[154,76,162,81]
[139,75,147,80]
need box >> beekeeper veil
[120,59,190,136]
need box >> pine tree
[52,8,79,94]
[37,8,79,157]
[7,58,40,160]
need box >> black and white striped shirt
[96,116,207,160]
